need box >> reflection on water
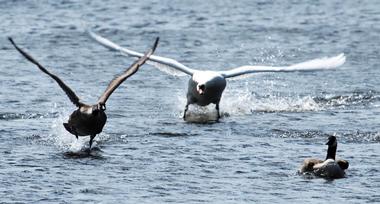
[63,147,104,159]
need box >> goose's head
[90,103,106,115]
[325,135,338,160]
[325,136,337,147]
[80,104,106,116]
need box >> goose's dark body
[299,136,349,179]
[63,105,107,137]
[9,37,159,150]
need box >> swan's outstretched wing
[9,37,83,107]
[220,53,346,79]
[97,37,159,105]
[88,30,195,76]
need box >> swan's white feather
[88,30,195,76]
[220,53,346,78]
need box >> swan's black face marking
[197,84,206,95]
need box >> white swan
[89,31,346,121]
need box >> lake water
[1,0,379,203]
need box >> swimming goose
[88,31,346,121]
[9,37,159,150]
[299,136,349,179]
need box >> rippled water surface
[1,0,380,203]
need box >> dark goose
[9,37,159,150]
[299,136,349,179]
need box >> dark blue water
[1,0,380,203]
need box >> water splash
[174,87,320,121]
[175,87,380,118]
[222,90,321,115]
[175,95,219,122]
[49,106,80,151]
[47,104,109,152]
[184,106,219,123]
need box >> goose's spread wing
[88,30,195,76]
[97,37,159,105]
[9,37,83,107]
[220,53,346,79]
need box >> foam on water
[0,112,58,120]
[313,90,380,108]
[49,106,79,151]
[175,94,217,122]
[176,88,321,121]
[222,91,321,114]
[176,87,380,120]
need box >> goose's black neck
[326,143,337,160]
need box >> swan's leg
[89,134,96,149]
[216,103,220,121]
[183,104,189,120]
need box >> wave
[174,89,380,118]
[149,132,196,137]
[313,90,380,108]
[222,89,379,115]
[0,112,59,121]
[272,129,380,143]
[223,92,320,114]
[46,107,110,152]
